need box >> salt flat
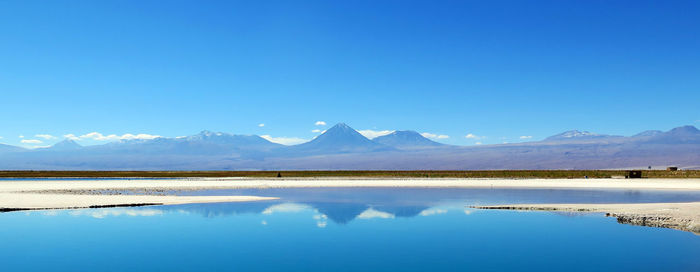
[2,178,700,192]
[472,202,700,235]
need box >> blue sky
[1,0,699,147]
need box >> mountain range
[0,123,698,170]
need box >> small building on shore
[667,167,678,171]
[626,171,642,179]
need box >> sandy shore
[2,178,699,213]
[472,202,700,235]
[2,177,700,192]
[0,193,276,211]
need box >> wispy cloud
[519,135,533,139]
[315,121,326,126]
[357,208,395,219]
[30,145,51,149]
[262,203,310,214]
[64,134,80,140]
[421,132,449,139]
[358,129,394,139]
[18,135,24,138]
[311,129,326,133]
[260,135,309,145]
[35,134,56,140]
[69,208,163,218]
[258,123,265,127]
[475,142,482,145]
[21,139,42,144]
[313,213,328,228]
[78,132,161,141]
[465,133,482,139]
[419,208,447,216]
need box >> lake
[2,188,699,271]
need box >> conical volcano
[292,123,393,154]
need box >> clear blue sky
[1,0,699,147]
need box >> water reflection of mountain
[155,200,432,224]
[156,201,282,218]
[154,187,700,224]
[307,202,368,224]
[374,205,429,218]
[158,188,445,224]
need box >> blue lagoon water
[2,188,700,271]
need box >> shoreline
[2,178,700,192]
[2,170,700,179]
[471,202,700,235]
[2,179,700,229]
[0,192,278,211]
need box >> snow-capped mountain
[180,130,283,150]
[85,130,283,156]
[646,125,700,144]
[543,130,618,141]
[0,124,698,170]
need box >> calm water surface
[2,188,700,271]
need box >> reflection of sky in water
[2,188,700,271]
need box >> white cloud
[35,134,56,140]
[311,129,326,133]
[465,133,482,139]
[42,210,60,216]
[260,135,309,145]
[357,208,395,219]
[313,213,328,228]
[421,132,449,139]
[419,208,447,216]
[519,135,533,139]
[118,133,162,140]
[475,142,482,145]
[358,129,394,139]
[63,134,80,140]
[78,132,161,141]
[315,121,326,126]
[261,220,267,225]
[18,135,24,138]
[69,208,163,218]
[21,139,42,144]
[262,203,311,214]
[80,132,119,141]
[28,145,51,149]
[258,123,265,127]
[0,136,3,140]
